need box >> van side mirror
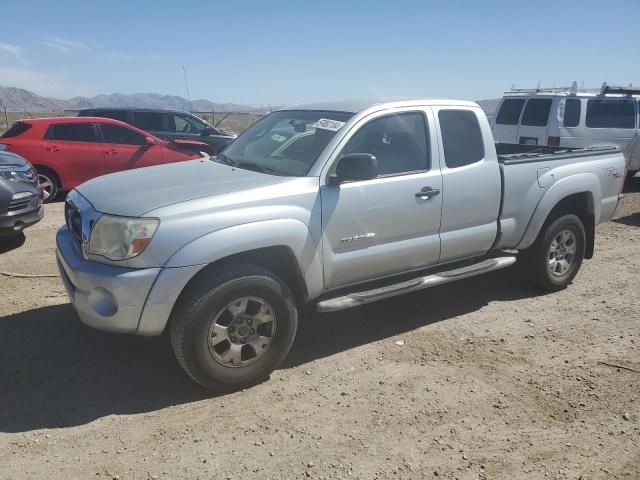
[328,153,378,185]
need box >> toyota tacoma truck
[56,99,626,391]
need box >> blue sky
[0,0,638,105]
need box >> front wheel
[36,168,59,203]
[170,264,298,391]
[520,213,586,292]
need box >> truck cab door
[320,110,442,290]
[433,107,501,263]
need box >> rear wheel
[520,213,586,292]
[170,263,298,391]
[35,168,59,203]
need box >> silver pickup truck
[56,99,626,390]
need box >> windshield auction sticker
[313,118,346,131]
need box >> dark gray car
[78,108,236,154]
[0,151,43,238]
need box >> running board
[316,256,517,313]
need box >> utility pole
[182,65,193,113]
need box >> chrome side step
[316,256,517,313]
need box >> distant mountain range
[0,85,500,117]
[0,86,269,113]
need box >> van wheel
[520,213,586,292]
[36,168,59,203]
[170,263,298,391]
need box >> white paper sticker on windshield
[313,118,346,131]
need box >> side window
[521,98,553,127]
[563,99,581,127]
[173,114,206,134]
[133,112,169,132]
[100,124,146,145]
[438,110,485,168]
[495,99,525,125]
[94,110,130,123]
[46,123,97,142]
[586,99,636,129]
[341,112,429,176]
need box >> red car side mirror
[144,136,157,146]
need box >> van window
[521,98,553,127]
[133,112,170,131]
[586,99,636,129]
[438,110,484,168]
[563,99,581,127]
[495,99,525,125]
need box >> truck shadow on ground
[0,232,26,255]
[0,267,540,433]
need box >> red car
[0,117,211,201]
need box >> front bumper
[56,227,160,333]
[0,207,43,236]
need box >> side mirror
[329,153,378,185]
[144,136,157,146]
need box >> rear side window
[46,123,97,142]
[495,99,525,125]
[100,124,146,145]
[521,98,553,127]
[586,99,636,129]
[438,110,485,168]
[563,99,581,127]
[92,110,130,123]
[1,122,32,138]
[133,112,170,132]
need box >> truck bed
[493,144,624,251]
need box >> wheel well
[174,246,308,310]
[33,165,61,186]
[548,192,595,259]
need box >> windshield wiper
[216,153,276,175]
[215,152,237,167]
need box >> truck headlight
[88,215,159,261]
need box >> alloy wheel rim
[38,174,54,199]
[548,229,577,277]
[208,296,277,367]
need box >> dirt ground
[1,181,639,480]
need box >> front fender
[517,173,599,250]
[165,218,324,297]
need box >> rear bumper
[0,207,43,236]
[56,227,160,334]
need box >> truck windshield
[217,110,353,176]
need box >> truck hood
[76,159,292,217]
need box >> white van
[491,84,640,174]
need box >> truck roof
[281,98,479,114]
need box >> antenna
[182,65,193,112]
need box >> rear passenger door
[41,123,104,187]
[516,97,554,145]
[434,107,501,263]
[492,98,525,143]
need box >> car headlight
[88,215,159,261]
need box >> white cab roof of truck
[281,98,479,114]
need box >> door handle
[415,187,440,199]
[104,150,117,156]
[45,146,60,152]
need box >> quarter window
[495,99,525,125]
[100,124,146,145]
[563,99,581,127]
[438,110,485,168]
[46,123,97,142]
[586,99,636,129]
[341,112,429,176]
[521,98,553,127]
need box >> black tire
[35,167,60,203]
[519,213,586,292]
[170,263,298,391]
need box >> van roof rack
[599,83,640,96]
